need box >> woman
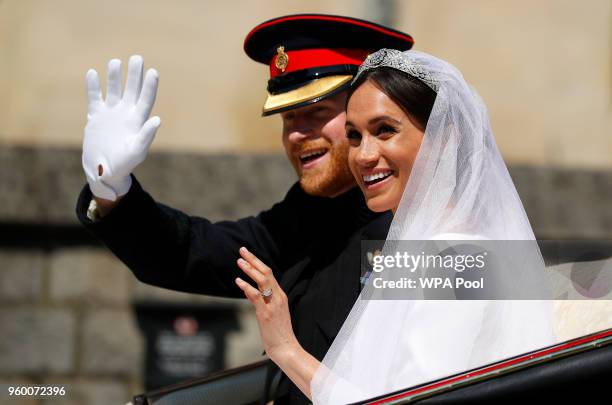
[234,49,555,403]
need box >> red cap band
[270,48,369,78]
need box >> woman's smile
[360,168,397,191]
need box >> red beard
[291,140,355,197]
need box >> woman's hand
[234,247,299,361]
[234,247,321,400]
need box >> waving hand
[82,55,160,201]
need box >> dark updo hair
[348,67,437,132]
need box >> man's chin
[299,170,356,198]
[299,177,329,197]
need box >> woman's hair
[348,67,437,131]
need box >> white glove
[82,54,160,201]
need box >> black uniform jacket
[76,176,392,404]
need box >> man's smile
[298,148,329,170]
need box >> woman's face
[346,80,425,213]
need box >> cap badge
[275,46,289,72]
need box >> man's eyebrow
[301,104,327,115]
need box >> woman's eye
[377,124,397,136]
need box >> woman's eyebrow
[368,115,401,125]
[345,116,401,128]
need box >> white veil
[310,50,556,404]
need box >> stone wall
[0,248,265,405]
[0,249,136,405]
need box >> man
[77,14,413,404]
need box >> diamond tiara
[353,49,440,92]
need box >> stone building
[0,1,611,404]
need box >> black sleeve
[76,175,306,298]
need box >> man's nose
[286,119,315,144]
[287,130,311,144]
